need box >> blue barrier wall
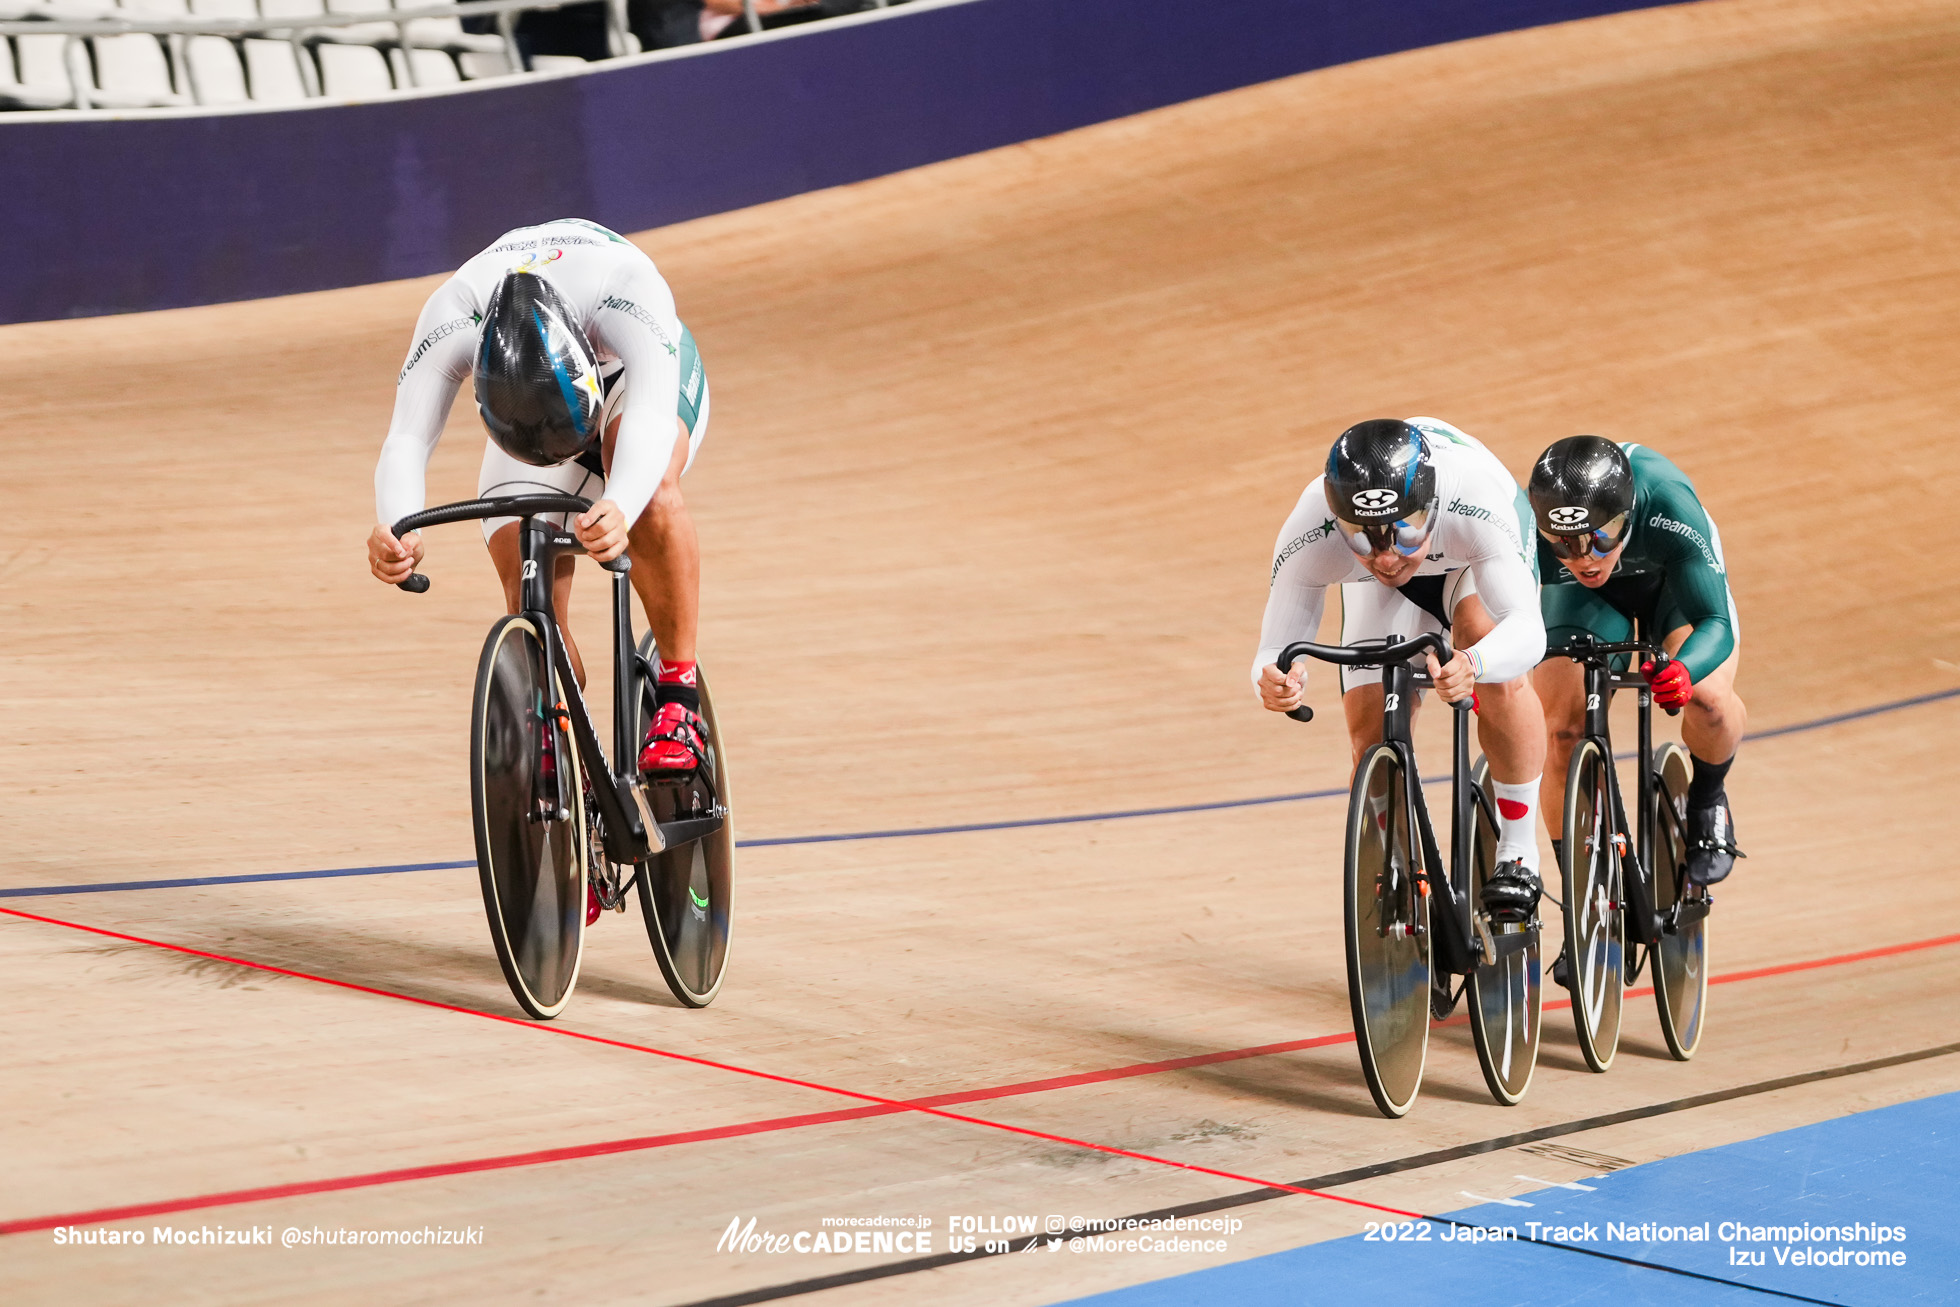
[0,0,1676,324]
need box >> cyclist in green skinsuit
[1527,437,1747,888]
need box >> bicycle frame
[1567,634,1705,951]
[518,515,661,866]
[1279,634,1517,979]
[390,494,726,867]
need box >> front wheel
[1466,755,1542,1106]
[633,633,735,1008]
[1343,743,1430,1119]
[1649,742,1709,1059]
[1561,737,1625,1072]
[472,615,587,1020]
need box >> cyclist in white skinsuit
[1252,418,1550,916]
[366,218,712,777]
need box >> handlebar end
[1286,705,1314,723]
[398,573,430,594]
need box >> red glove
[1641,659,1693,710]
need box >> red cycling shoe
[639,701,709,775]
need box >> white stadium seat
[183,33,246,102]
[315,38,389,95]
[456,47,510,79]
[241,36,307,100]
[13,31,84,102]
[91,32,191,105]
[390,44,458,87]
[0,35,72,108]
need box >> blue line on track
[5,685,1955,900]
[0,861,476,899]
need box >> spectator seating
[0,0,906,110]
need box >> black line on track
[676,1040,1960,1307]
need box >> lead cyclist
[1253,418,1550,923]
[364,218,713,784]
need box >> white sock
[1492,778,1541,872]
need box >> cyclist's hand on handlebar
[1426,649,1477,704]
[1642,658,1693,710]
[575,498,629,563]
[367,523,423,585]
[1257,662,1305,713]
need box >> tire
[1560,737,1624,1072]
[1466,755,1542,1106]
[1649,742,1708,1060]
[1343,743,1430,1119]
[471,615,587,1020]
[633,633,735,1008]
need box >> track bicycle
[390,494,735,1018]
[1278,632,1542,1119]
[1552,633,1709,1069]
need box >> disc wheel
[471,615,587,1020]
[1561,737,1624,1072]
[1649,742,1708,1059]
[1466,755,1542,1106]
[1343,743,1430,1118]
[633,633,735,1008]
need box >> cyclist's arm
[375,276,477,526]
[590,273,685,524]
[1251,485,1353,688]
[1646,486,1735,680]
[1463,545,1547,682]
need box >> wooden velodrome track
[5,0,1959,1301]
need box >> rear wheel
[1561,738,1624,1072]
[1466,755,1542,1106]
[1344,743,1430,1118]
[472,615,587,1020]
[1649,742,1708,1059]
[633,633,735,1008]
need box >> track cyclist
[366,218,713,784]
[1254,418,1550,922]
[1528,436,1747,887]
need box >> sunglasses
[1540,513,1629,560]
[1336,504,1436,559]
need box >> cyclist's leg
[1659,627,1746,763]
[1532,583,1632,833]
[1659,573,1746,880]
[1658,524,1747,771]
[1338,578,1439,768]
[601,331,707,663]
[479,440,602,685]
[1446,578,1545,787]
[1448,572,1545,900]
[616,426,698,661]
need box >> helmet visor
[1336,502,1436,559]
[1541,512,1629,560]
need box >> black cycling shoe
[1480,858,1542,925]
[1685,798,1745,885]
[1550,948,1572,991]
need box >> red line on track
[0,907,1415,1236]
[2,907,1953,1236]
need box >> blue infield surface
[1059,1091,1958,1306]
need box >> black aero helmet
[1529,435,1634,559]
[474,270,603,467]
[1323,418,1439,557]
